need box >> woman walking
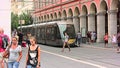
[104,33,109,48]
[62,32,71,52]
[111,34,117,48]
[7,36,22,68]
[26,36,41,68]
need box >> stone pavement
[80,42,118,50]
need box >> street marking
[42,50,107,68]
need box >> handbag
[2,45,11,58]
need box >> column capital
[61,17,67,20]
[79,15,87,17]
[107,10,117,14]
[96,11,106,15]
[73,16,79,18]
[67,16,73,19]
[87,13,95,16]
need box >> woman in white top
[62,32,71,52]
[7,36,22,68]
[112,34,117,48]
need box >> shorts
[104,40,108,44]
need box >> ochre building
[33,0,120,42]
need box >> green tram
[18,21,76,46]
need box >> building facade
[33,0,120,42]
[11,0,34,15]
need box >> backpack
[0,35,8,49]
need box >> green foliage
[11,12,33,30]
[19,12,33,25]
[11,12,19,30]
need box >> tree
[11,12,19,31]
[19,12,33,25]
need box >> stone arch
[73,7,80,33]
[89,3,97,32]
[50,13,53,21]
[100,0,108,33]
[111,0,120,32]
[39,16,41,23]
[68,8,73,17]
[62,10,67,20]
[81,5,88,32]
[111,0,119,10]
[82,5,88,15]
[53,12,57,20]
[74,7,80,16]
[41,16,43,22]
[68,8,73,23]
[44,15,46,22]
[46,14,49,21]
[58,11,61,20]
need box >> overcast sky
[0,0,11,38]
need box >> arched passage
[81,5,88,32]
[54,12,57,21]
[47,14,49,21]
[58,11,61,20]
[44,15,46,22]
[68,9,73,23]
[62,10,67,21]
[97,0,108,42]
[50,14,53,21]
[89,3,97,32]
[41,16,43,22]
[73,7,80,33]
[110,0,120,33]
[100,0,108,34]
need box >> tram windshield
[58,24,75,39]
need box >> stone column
[73,16,80,33]
[67,17,73,24]
[97,12,106,42]
[88,14,95,31]
[108,10,117,43]
[80,15,87,31]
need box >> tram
[18,21,76,46]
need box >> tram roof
[18,21,73,28]
[36,21,73,26]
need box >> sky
[0,0,11,38]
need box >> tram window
[56,27,61,39]
[66,25,75,39]
[51,27,55,40]
[46,27,51,40]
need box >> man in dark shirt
[17,31,23,45]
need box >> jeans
[8,62,19,68]
[27,65,36,68]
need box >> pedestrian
[0,28,10,68]
[117,32,120,53]
[26,36,41,68]
[62,32,71,52]
[26,32,32,46]
[87,31,91,44]
[7,36,22,68]
[76,31,81,47]
[91,31,96,43]
[17,31,23,45]
[111,34,117,48]
[104,33,109,48]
